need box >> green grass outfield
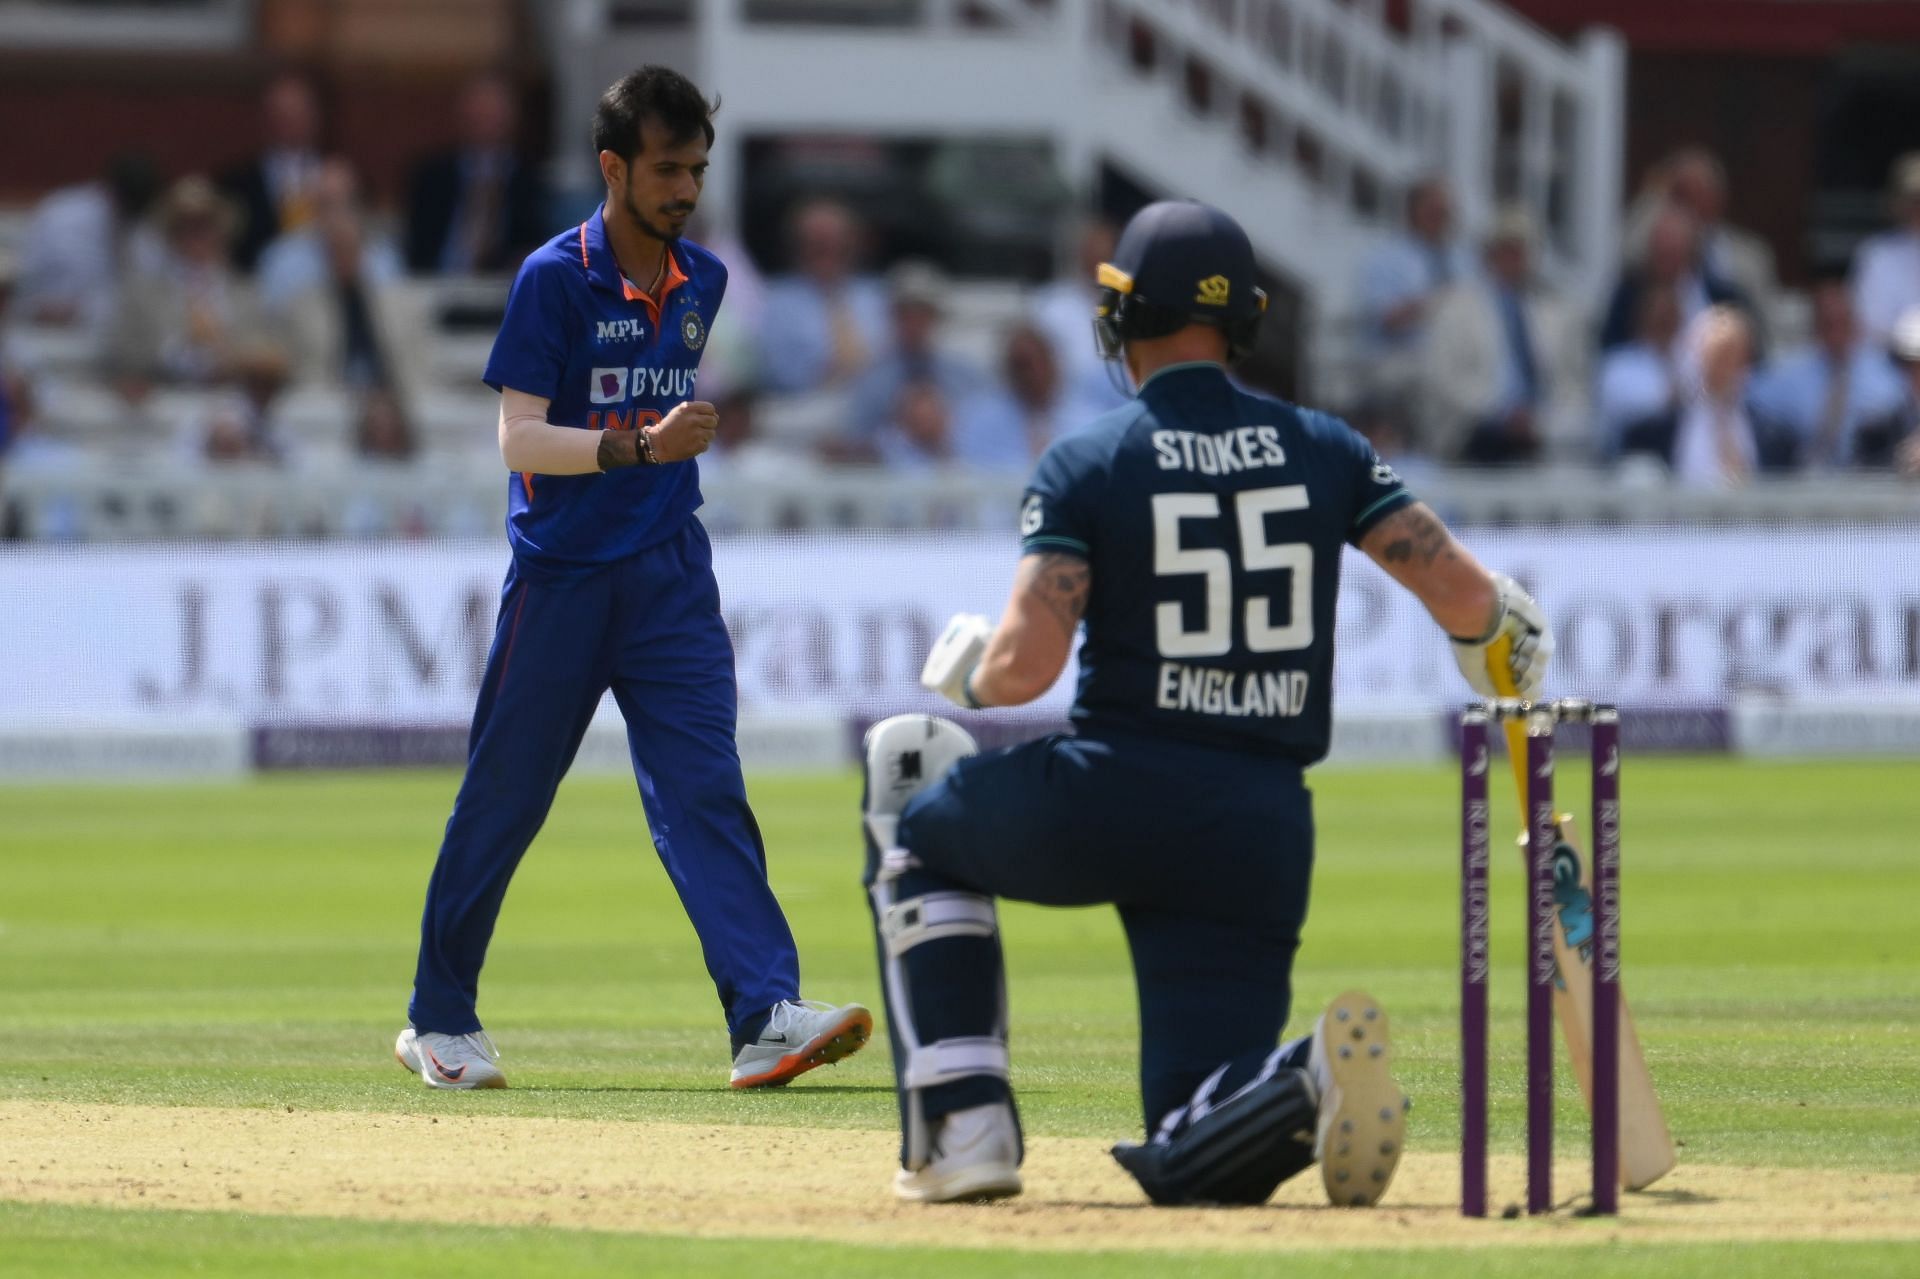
[2,756,1917,1274]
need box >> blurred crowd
[1349,148,1920,486]
[0,70,545,489]
[2,75,1919,530]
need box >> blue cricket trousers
[409,517,800,1040]
[881,725,1314,1134]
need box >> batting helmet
[1093,200,1268,363]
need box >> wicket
[1459,698,1622,1217]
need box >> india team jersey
[482,208,726,577]
[1020,362,1413,763]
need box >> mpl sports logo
[596,319,646,343]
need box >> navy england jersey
[1021,362,1412,763]
[482,207,725,577]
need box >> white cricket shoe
[729,999,873,1089]
[394,1027,507,1090]
[1310,990,1409,1207]
[894,1102,1023,1203]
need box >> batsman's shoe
[730,999,873,1089]
[895,1102,1023,1204]
[1310,990,1409,1207]
[395,1027,506,1090]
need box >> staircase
[548,0,1622,358]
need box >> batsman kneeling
[861,200,1553,1206]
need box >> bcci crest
[680,309,707,351]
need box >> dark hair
[593,66,717,161]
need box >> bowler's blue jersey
[1020,363,1413,763]
[483,208,726,577]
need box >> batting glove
[1450,573,1553,699]
[921,613,994,709]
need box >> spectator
[1420,207,1589,464]
[684,213,768,400]
[105,177,265,389]
[1601,205,1752,352]
[0,249,24,456]
[0,249,79,534]
[199,341,291,464]
[863,371,1014,467]
[1006,324,1082,458]
[1625,148,1777,315]
[219,72,326,272]
[1345,394,1438,491]
[874,378,963,472]
[1874,306,1920,476]
[256,158,403,313]
[1623,306,1794,486]
[1749,281,1905,469]
[1355,177,1472,377]
[1030,217,1130,418]
[844,260,991,448]
[980,324,1079,459]
[1851,152,1920,347]
[14,151,165,330]
[340,389,427,538]
[755,198,891,393]
[279,184,429,405]
[356,387,417,461]
[1596,285,1685,457]
[403,72,550,275]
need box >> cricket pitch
[3,1101,1915,1252]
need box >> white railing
[1091,0,1623,305]
[557,0,1621,312]
[7,463,1918,543]
[0,0,253,51]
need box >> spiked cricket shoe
[1311,990,1409,1206]
[395,1027,506,1090]
[730,999,873,1088]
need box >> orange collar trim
[622,248,688,324]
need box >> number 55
[1152,486,1313,658]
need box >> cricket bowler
[396,66,869,1091]
[861,200,1554,1204]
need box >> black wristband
[637,428,659,466]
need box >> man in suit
[1749,280,1905,469]
[1354,177,1474,400]
[1601,205,1752,352]
[1619,306,1797,484]
[219,72,325,273]
[404,73,550,275]
[1852,154,1920,348]
[1884,306,1920,476]
[105,177,266,389]
[1624,148,1777,319]
[1419,208,1588,464]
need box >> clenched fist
[648,399,719,463]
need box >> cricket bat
[1489,656,1676,1191]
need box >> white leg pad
[864,714,979,821]
[903,1036,1011,1091]
[882,891,997,957]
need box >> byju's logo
[596,319,646,343]
[590,368,628,404]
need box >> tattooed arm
[967,551,1092,707]
[1357,501,1500,640]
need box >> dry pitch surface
[4,1102,1915,1252]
